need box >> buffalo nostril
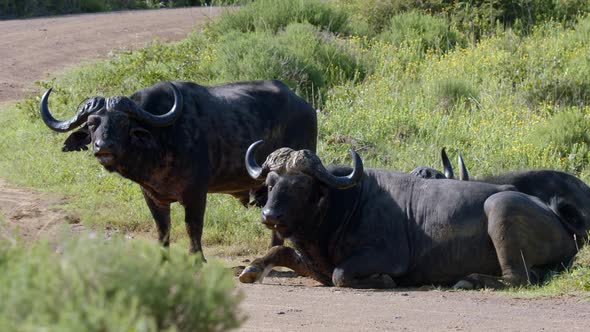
[261,208,282,222]
[93,139,112,153]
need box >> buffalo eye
[87,117,100,131]
[266,173,278,192]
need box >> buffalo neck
[321,181,363,242]
[290,179,363,282]
[114,144,168,185]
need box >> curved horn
[245,140,265,180]
[306,149,364,189]
[40,88,105,132]
[110,82,183,127]
[458,153,469,181]
[441,147,454,179]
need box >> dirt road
[0,7,222,103]
[238,280,590,331]
[0,8,589,331]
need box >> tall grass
[208,0,351,36]
[336,0,590,40]
[378,11,466,53]
[208,23,366,104]
[0,235,243,331]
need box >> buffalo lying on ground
[409,148,468,180]
[238,142,578,289]
[412,149,590,244]
[40,80,317,256]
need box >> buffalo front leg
[455,191,578,289]
[270,231,284,247]
[239,246,322,284]
[141,188,171,247]
[331,250,405,289]
[182,188,208,259]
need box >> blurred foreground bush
[0,234,243,331]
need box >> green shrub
[336,0,590,42]
[208,0,351,36]
[209,22,366,105]
[379,11,465,53]
[335,0,444,34]
[79,0,105,12]
[211,30,322,94]
[0,235,243,331]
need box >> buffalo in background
[40,80,317,257]
[411,149,590,246]
[409,148,469,181]
[239,142,577,289]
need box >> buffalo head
[409,166,446,179]
[40,82,183,170]
[245,140,363,237]
[410,148,469,180]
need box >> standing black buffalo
[238,142,577,289]
[40,80,317,256]
[412,149,590,245]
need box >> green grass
[503,242,590,297]
[336,0,590,39]
[1,0,590,294]
[0,235,243,331]
[378,11,466,53]
[207,0,351,36]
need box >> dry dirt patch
[0,178,83,243]
[0,7,222,103]
[238,279,590,331]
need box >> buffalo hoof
[379,274,397,288]
[453,274,506,289]
[239,265,265,283]
[452,279,475,290]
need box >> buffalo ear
[315,184,330,210]
[130,127,157,149]
[62,126,90,152]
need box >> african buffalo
[409,148,468,180]
[238,142,577,289]
[412,149,590,244]
[40,80,317,256]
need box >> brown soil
[238,277,590,331]
[0,178,84,243]
[0,8,589,331]
[0,7,222,103]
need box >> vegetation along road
[0,3,589,331]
